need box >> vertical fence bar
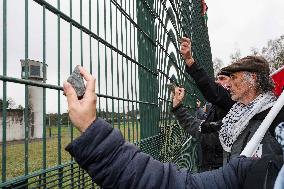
[57,0,62,188]
[42,4,47,188]
[104,0,109,123]
[24,0,29,178]
[159,1,164,129]
[89,0,92,74]
[69,0,74,188]
[115,2,121,132]
[80,1,85,187]
[121,0,126,139]
[97,0,101,118]
[110,0,115,128]
[79,0,84,188]
[134,0,139,143]
[125,0,130,142]
[89,2,94,187]
[129,0,134,143]
[1,0,7,183]
[148,3,151,137]
[80,0,83,67]
[147,5,150,137]
[137,0,141,139]
[142,3,147,138]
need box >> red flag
[271,66,284,96]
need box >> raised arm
[172,87,222,136]
[172,87,202,138]
[180,37,234,111]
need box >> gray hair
[243,71,274,93]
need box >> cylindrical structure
[28,85,43,139]
[21,59,46,139]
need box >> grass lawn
[0,122,140,181]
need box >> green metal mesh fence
[0,0,213,188]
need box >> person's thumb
[64,82,79,109]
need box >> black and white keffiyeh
[274,122,284,189]
[219,92,276,152]
[275,122,284,152]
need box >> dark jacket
[195,107,208,120]
[173,104,224,170]
[173,63,231,170]
[66,118,282,189]
[173,96,284,164]
[185,63,234,111]
[225,108,284,162]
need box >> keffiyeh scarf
[274,122,284,189]
[219,92,276,152]
[275,122,284,152]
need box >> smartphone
[66,65,86,99]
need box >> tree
[48,113,58,126]
[262,35,284,71]
[212,58,224,77]
[61,112,69,125]
[230,48,242,63]
[250,47,260,56]
[0,98,16,109]
[17,105,24,110]
[7,97,16,109]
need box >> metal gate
[0,0,213,188]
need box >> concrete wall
[0,86,44,142]
[0,110,24,142]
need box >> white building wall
[0,114,24,142]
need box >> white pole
[241,91,284,157]
[270,66,284,77]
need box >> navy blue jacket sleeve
[65,118,255,189]
[195,107,207,120]
[186,63,234,111]
[172,104,203,138]
[172,104,222,136]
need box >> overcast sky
[206,0,284,65]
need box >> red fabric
[271,67,284,96]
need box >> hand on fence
[64,66,97,133]
[172,87,185,108]
[180,37,195,67]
